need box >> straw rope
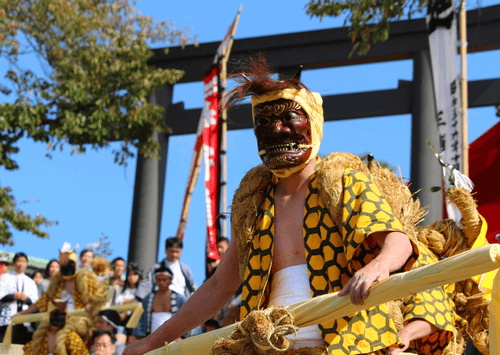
[146,245,500,355]
[211,308,327,355]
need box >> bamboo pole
[219,52,228,240]
[218,5,242,240]
[460,0,469,175]
[175,140,204,239]
[146,244,500,355]
[490,267,500,353]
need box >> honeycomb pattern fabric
[65,330,90,355]
[401,244,455,354]
[23,330,89,355]
[240,165,418,354]
[23,332,49,355]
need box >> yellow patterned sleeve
[65,330,90,355]
[342,169,414,270]
[36,292,49,312]
[401,245,454,354]
[88,274,97,297]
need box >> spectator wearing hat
[129,266,186,343]
[0,252,39,344]
[93,310,126,354]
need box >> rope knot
[212,307,299,355]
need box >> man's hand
[13,292,28,302]
[340,231,413,305]
[385,331,409,354]
[338,259,388,305]
[385,319,436,354]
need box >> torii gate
[127,4,500,274]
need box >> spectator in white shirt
[0,252,39,344]
[136,237,196,300]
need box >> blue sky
[1,0,499,286]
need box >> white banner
[427,0,462,173]
[427,0,463,221]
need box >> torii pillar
[410,50,443,224]
[127,85,173,273]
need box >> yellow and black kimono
[23,329,89,355]
[239,163,419,354]
[400,244,456,354]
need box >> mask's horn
[241,73,252,82]
[293,65,303,81]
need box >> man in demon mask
[124,57,423,355]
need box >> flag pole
[175,137,203,240]
[219,5,243,240]
[460,0,469,175]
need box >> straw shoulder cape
[230,152,488,354]
[231,153,422,354]
[25,269,108,355]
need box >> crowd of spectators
[0,236,237,354]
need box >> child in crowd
[129,266,185,343]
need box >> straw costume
[227,157,488,355]
[218,58,419,355]
[23,244,107,355]
[216,57,491,355]
[23,311,92,355]
[34,250,107,324]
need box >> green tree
[91,234,113,258]
[0,0,193,245]
[306,0,431,56]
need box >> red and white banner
[177,7,241,260]
[202,67,220,260]
[175,67,219,262]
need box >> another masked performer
[18,243,107,354]
[23,301,92,355]
[18,243,107,323]
[123,56,423,355]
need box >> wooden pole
[146,244,500,355]
[218,5,242,240]
[460,0,469,175]
[175,142,203,239]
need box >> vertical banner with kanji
[202,67,220,260]
[427,0,462,172]
[427,0,462,221]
